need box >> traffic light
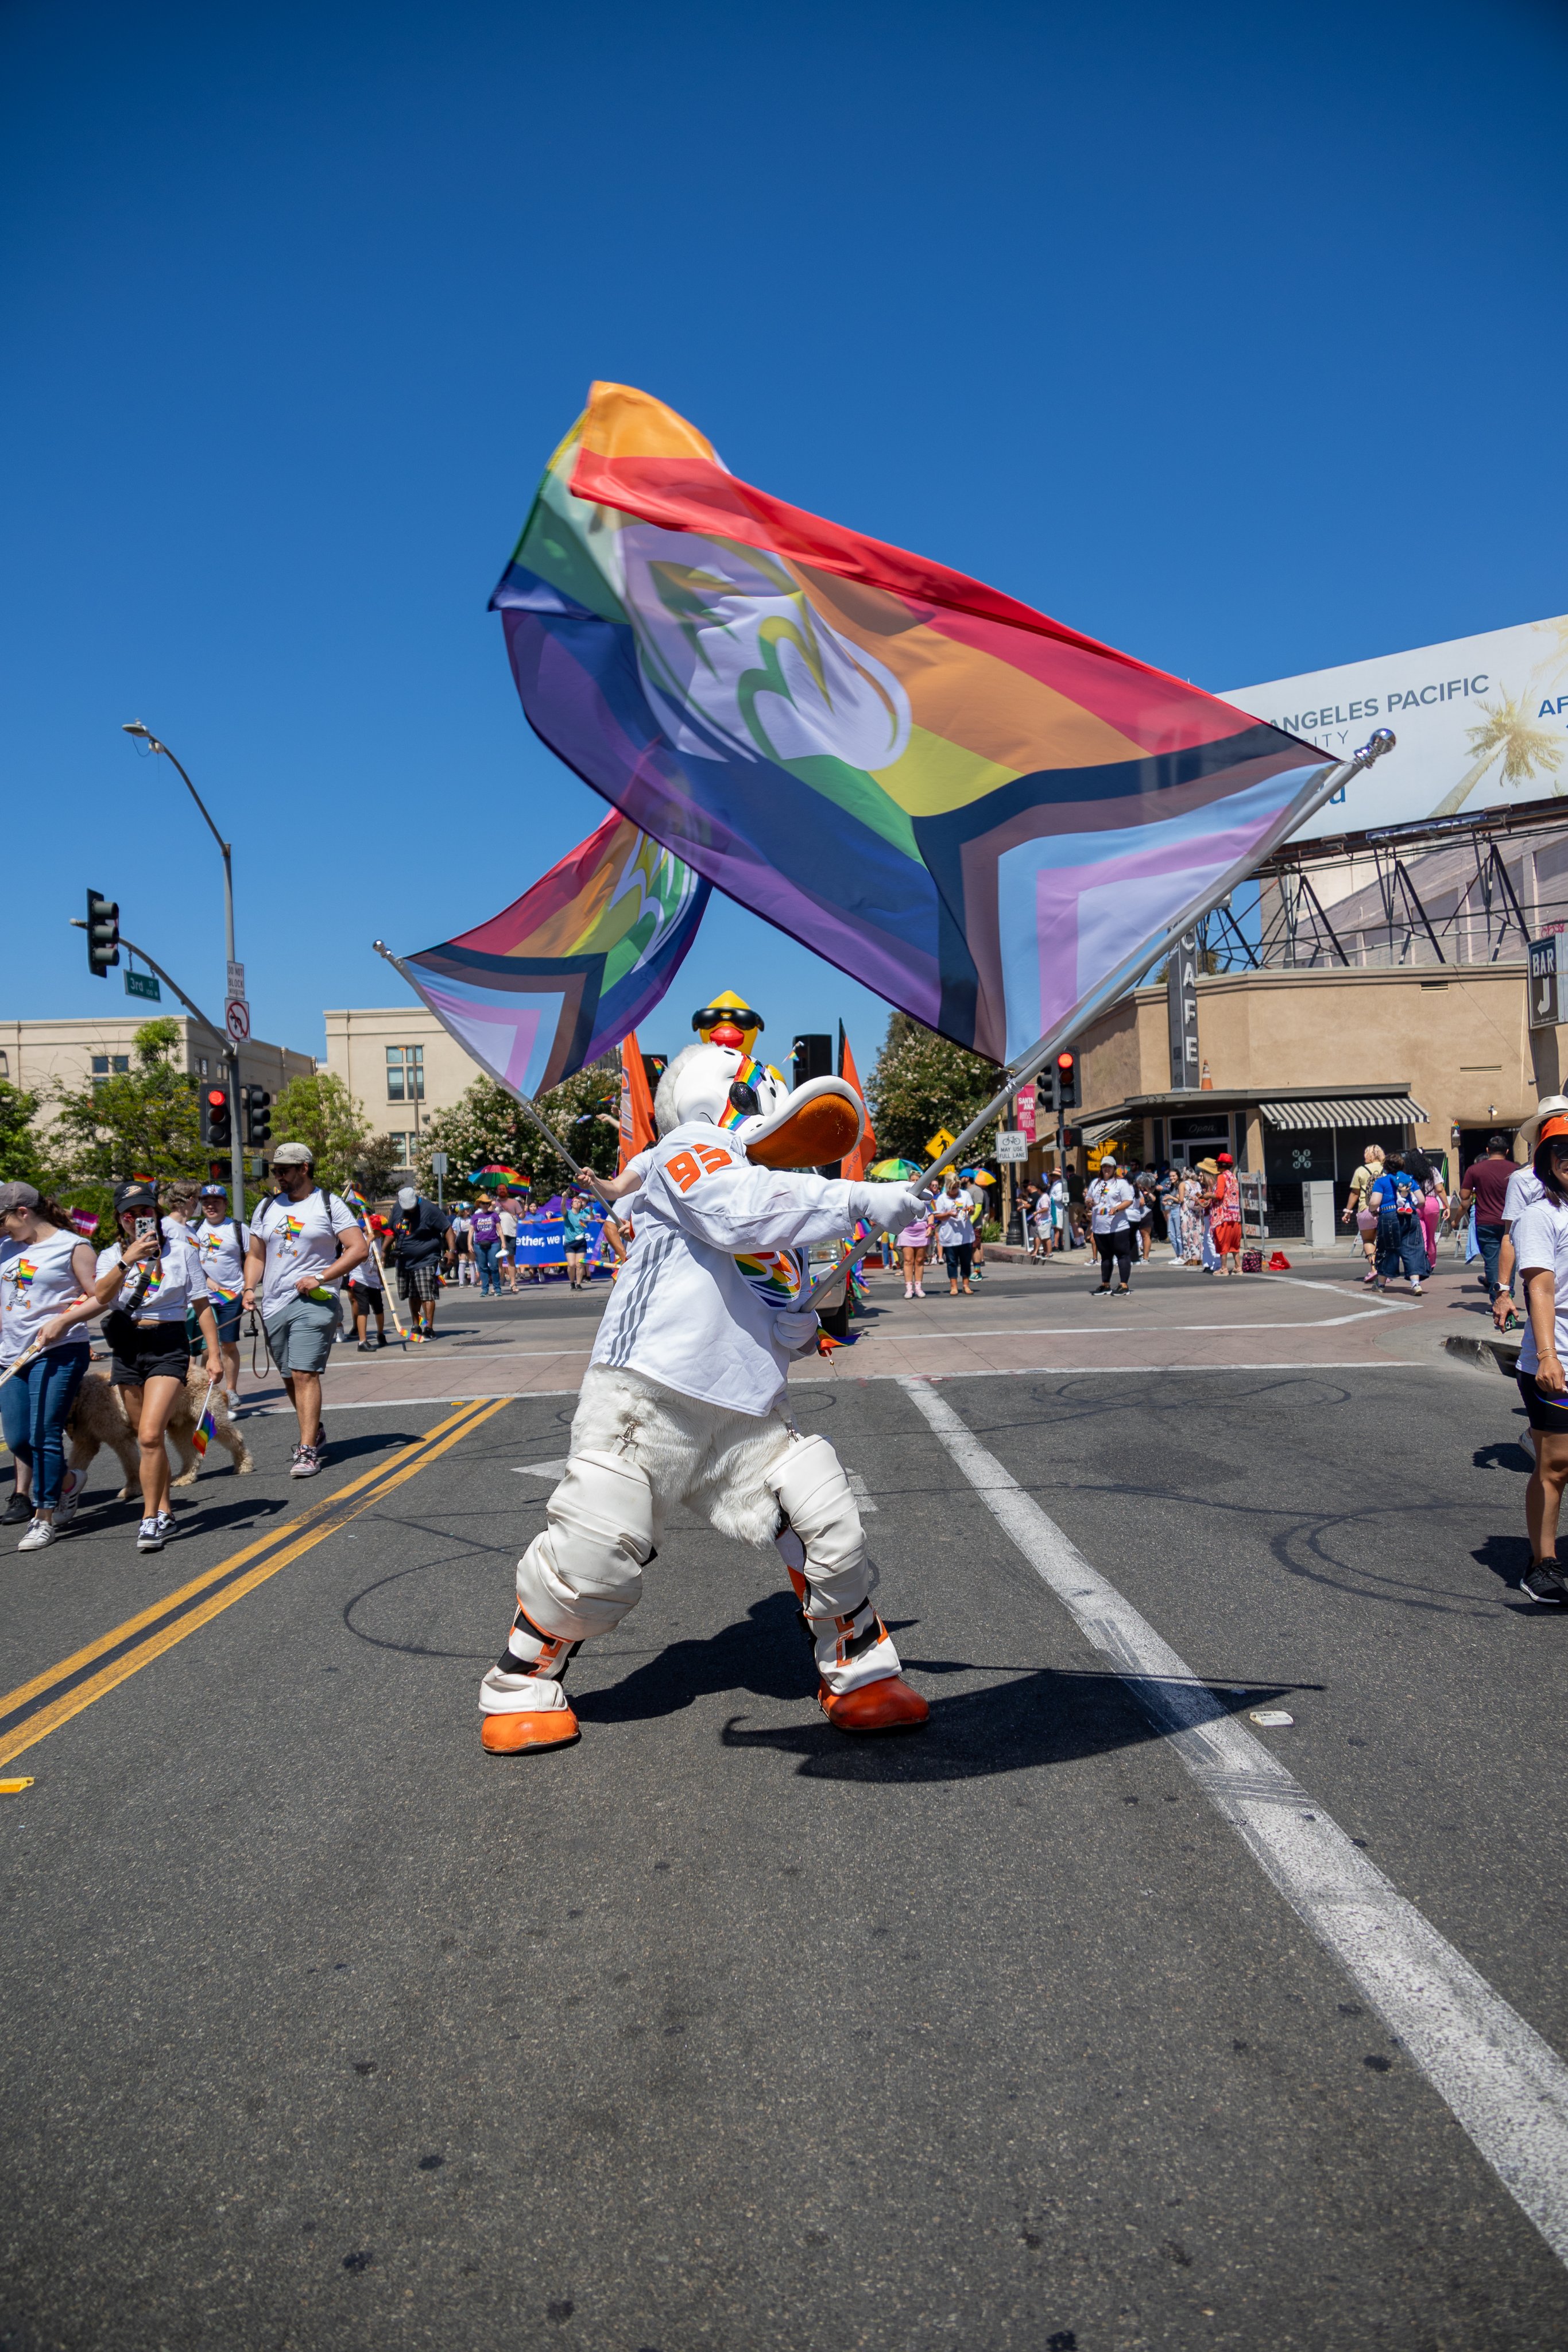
[202,1086,232,1150]
[86,891,120,978]
[1051,1050,1079,1111]
[243,1087,273,1148]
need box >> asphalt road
[2,1348,1565,2351]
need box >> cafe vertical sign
[1167,933,1201,1088]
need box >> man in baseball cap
[241,1142,366,1476]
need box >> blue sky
[4,0,1565,1076]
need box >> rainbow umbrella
[869,1156,922,1181]
[470,1163,528,1187]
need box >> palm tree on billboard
[1431,688,1565,819]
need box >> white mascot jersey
[591,1125,862,1416]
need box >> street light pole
[122,722,245,1221]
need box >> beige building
[1051,957,1558,1236]
[0,1013,313,1107]
[322,1005,476,1168]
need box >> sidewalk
[220,1249,1511,1411]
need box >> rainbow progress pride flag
[493,384,1335,1063]
[402,811,707,1098]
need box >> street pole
[122,722,245,1221]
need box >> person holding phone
[0,1181,103,1550]
[94,1179,219,1551]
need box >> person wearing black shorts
[94,1181,219,1552]
[1510,1113,1568,1602]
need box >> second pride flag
[493,383,1335,1065]
[400,811,708,1098]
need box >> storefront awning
[1078,1113,1135,1147]
[1260,1094,1428,1131]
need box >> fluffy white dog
[479,1041,930,1753]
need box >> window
[198,1055,209,1078]
[386,1133,411,1165]
[386,1044,424,1103]
[91,1054,130,1082]
[0,1050,8,1079]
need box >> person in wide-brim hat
[1515,1096,1568,1159]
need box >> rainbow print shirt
[731,1247,804,1307]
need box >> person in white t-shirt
[191,1182,249,1406]
[1492,1096,1568,1330]
[1086,1158,1137,1296]
[1508,1113,1568,1602]
[241,1142,366,1479]
[93,1179,219,1551]
[477,1042,930,1756]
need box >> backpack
[1392,1171,1420,1218]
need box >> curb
[1443,1333,1522,1378]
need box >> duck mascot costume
[478,1040,931,1753]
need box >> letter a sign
[1167,934,1201,1088]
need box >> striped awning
[1078,1113,1135,1147]
[1260,1095,1428,1131]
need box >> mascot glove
[850,1183,928,1233]
[773,1307,821,1357]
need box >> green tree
[269,1072,382,1197]
[414,1076,541,1197]
[866,1012,1002,1169]
[0,1080,47,1189]
[414,1062,622,1197]
[48,1017,205,1187]
[536,1057,622,1183]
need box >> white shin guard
[481,1447,655,1717]
[768,1433,901,1696]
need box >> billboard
[1224,614,1568,844]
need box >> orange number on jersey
[667,1144,734,1193]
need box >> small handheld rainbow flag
[191,1382,219,1461]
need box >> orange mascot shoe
[818,1676,928,1732]
[481,1706,580,1754]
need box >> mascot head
[654,1041,865,1170]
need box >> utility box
[1303,1179,1337,1249]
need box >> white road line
[512,1457,569,1480]
[899,1373,1568,2268]
[850,1310,1408,1335]
[847,1468,878,1513]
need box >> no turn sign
[225,997,250,1042]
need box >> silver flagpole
[915,732,1396,1195]
[371,942,617,1208]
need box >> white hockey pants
[765,1433,901,1696]
[478,1425,900,1717]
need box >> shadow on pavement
[572,1593,1283,1781]
[719,1664,1281,1782]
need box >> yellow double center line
[0,1395,509,1770]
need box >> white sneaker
[154,1511,179,1541]
[17,1515,55,1552]
[137,1518,165,1553]
[904,1285,914,1298]
[224,1391,241,1411]
[53,1468,86,1528]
